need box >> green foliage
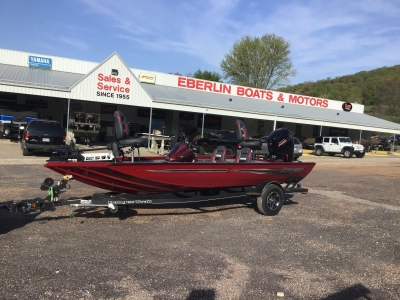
[190,69,222,82]
[278,65,400,123]
[220,34,296,89]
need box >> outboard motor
[267,128,294,162]
[165,142,195,162]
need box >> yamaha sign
[28,56,52,69]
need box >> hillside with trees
[278,65,400,124]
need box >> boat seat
[210,145,227,162]
[107,111,149,162]
[109,110,148,148]
[235,147,252,163]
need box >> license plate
[42,138,50,142]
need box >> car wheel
[315,147,323,156]
[3,127,10,137]
[0,131,3,139]
[343,149,352,158]
[22,146,31,156]
[226,148,234,155]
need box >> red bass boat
[8,111,315,216]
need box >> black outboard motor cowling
[267,128,294,162]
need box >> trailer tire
[356,152,365,158]
[109,206,118,213]
[257,184,284,216]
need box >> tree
[220,34,296,89]
[189,69,222,82]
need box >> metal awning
[0,63,83,91]
[140,83,400,134]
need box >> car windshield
[339,137,352,143]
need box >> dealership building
[1,48,400,144]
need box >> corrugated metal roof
[141,83,400,134]
[0,63,83,90]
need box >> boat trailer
[1,175,309,217]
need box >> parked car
[293,137,303,160]
[20,119,66,156]
[254,135,269,157]
[388,135,400,146]
[314,136,365,158]
[255,136,303,160]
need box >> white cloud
[76,0,400,83]
[60,37,89,50]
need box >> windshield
[28,121,65,134]
[339,137,352,143]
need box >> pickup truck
[0,111,37,139]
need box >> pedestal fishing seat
[108,111,148,161]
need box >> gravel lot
[0,142,399,299]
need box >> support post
[66,98,70,132]
[201,113,205,138]
[147,107,153,150]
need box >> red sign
[177,77,330,109]
[101,104,117,114]
[342,102,353,112]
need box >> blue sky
[0,0,399,86]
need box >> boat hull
[45,158,315,194]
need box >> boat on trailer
[5,111,315,216]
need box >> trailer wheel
[257,184,284,216]
[109,206,118,213]
[356,152,365,158]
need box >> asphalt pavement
[0,138,399,299]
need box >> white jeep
[314,136,365,158]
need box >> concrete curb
[303,149,400,156]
